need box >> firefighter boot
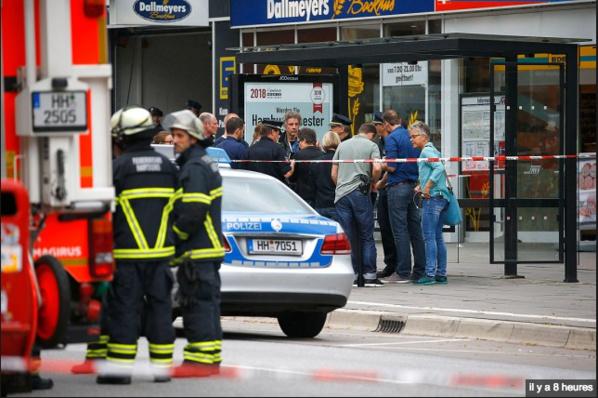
[172,360,214,378]
[31,374,54,390]
[96,374,132,385]
[71,359,97,374]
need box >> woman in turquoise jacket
[410,121,450,285]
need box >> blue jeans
[316,207,339,223]
[421,197,448,278]
[387,184,426,278]
[335,190,377,280]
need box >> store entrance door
[489,62,565,270]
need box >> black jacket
[112,140,179,261]
[173,145,224,263]
[309,150,337,208]
[241,137,291,184]
[290,145,323,202]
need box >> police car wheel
[34,255,71,348]
[277,312,327,338]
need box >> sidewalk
[327,242,596,351]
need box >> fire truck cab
[1,0,115,357]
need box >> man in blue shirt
[380,110,426,284]
[215,116,247,169]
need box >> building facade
[106,0,596,252]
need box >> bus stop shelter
[233,33,587,282]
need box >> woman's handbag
[442,164,462,226]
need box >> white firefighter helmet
[110,106,156,137]
[161,110,205,140]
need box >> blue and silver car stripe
[222,214,341,268]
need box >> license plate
[248,239,302,255]
[32,91,88,132]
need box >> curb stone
[327,309,596,351]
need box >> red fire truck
[1,0,114,355]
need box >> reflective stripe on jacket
[173,145,225,264]
[112,142,179,261]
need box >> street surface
[16,317,596,397]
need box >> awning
[232,33,589,67]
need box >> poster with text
[578,155,596,229]
[461,94,506,172]
[244,82,334,145]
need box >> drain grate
[373,318,406,333]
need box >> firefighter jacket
[112,140,179,262]
[172,144,225,264]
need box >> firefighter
[162,110,225,378]
[70,137,135,376]
[95,106,179,385]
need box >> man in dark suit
[241,119,295,184]
[289,127,323,207]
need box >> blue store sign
[231,0,434,28]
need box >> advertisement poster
[578,154,596,229]
[243,81,334,145]
[460,94,506,171]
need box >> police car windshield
[222,176,311,214]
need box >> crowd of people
[145,104,451,288]
[66,100,452,386]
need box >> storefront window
[339,23,380,132]
[427,59,442,147]
[340,23,380,41]
[297,27,337,75]
[256,29,295,75]
[381,19,427,134]
[241,32,254,73]
[429,19,442,34]
[383,20,425,37]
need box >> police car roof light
[206,147,232,165]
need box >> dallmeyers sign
[109,0,209,27]
[230,0,581,28]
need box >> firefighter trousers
[176,260,222,365]
[106,260,175,373]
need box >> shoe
[412,276,436,285]
[376,269,393,279]
[154,375,171,383]
[96,374,132,385]
[152,366,172,382]
[410,273,423,281]
[172,361,214,378]
[381,273,411,284]
[31,375,54,390]
[364,278,384,287]
[435,275,448,284]
[71,359,97,374]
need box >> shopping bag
[443,188,462,226]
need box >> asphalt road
[12,317,596,397]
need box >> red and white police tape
[229,153,596,164]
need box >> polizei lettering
[267,0,330,22]
[134,0,191,23]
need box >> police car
[165,147,354,338]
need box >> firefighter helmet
[161,110,205,141]
[110,106,156,138]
